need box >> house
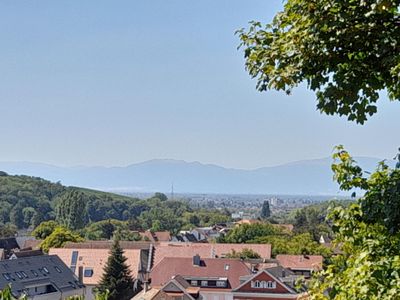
[50,241,152,300]
[276,255,323,279]
[0,255,85,299]
[232,266,306,300]
[153,243,272,266]
[0,237,20,259]
[151,255,252,300]
[141,230,171,242]
[133,275,201,300]
[171,232,199,243]
[9,249,43,260]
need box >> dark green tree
[55,189,88,230]
[260,201,271,219]
[238,0,400,124]
[96,239,136,300]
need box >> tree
[55,189,88,230]
[238,0,400,124]
[223,223,282,243]
[226,248,261,259]
[260,201,271,219]
[96,239,136,300]
[0,285,27,300]
[308,148,400,299]
[40,226,84,253]
[31,220,59,239]
[0,224,17,238]
[254,233,331,258]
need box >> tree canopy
[238,0,400,123]
[308,148,400,299]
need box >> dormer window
[201,280,208,287]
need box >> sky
[0,1,399,170]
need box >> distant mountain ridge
[0,157,393,195]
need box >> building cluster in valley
[0,228,324,300]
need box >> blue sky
[0,1,399,169]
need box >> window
[84,268,94,277]
[2,273,10,281]
[42,267,49,274]
[31,270,39,277]
[251,280,261,288]
[201,281,208,287]
[190,280,198,286]
[224,264,230,271]
[265,281,276,289]
[20,271,28,278]
[54,266,62,273]
[71,251,79,265]
[216,281,227,287]
[15,272,23,279]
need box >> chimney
[193,254,201,266]
[78,266,83,284]
[143,281,149,293]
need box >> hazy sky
[0,1,399,169]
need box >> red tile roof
[154,242,271,266]
[49,247,142,285]
[276,255,323,271]
[151,257,252,290]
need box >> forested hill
[0,171,137,229]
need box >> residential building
[9,249,43,260]
[276,255,323,279]
[0,255,85,299]
[153,242,271,266]
[49,241,152,300]
[0,238,20,259]
[133,275,201,300]
[232,266,306,300]
[151,255,252,300]
[141,231,171,242]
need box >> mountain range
[0,157,393,195]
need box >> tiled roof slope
[153,242,271,266]
[276,255,323,271]
[151,257,251,289]
[63,241,152,249]
[50,247,142,285]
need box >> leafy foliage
[40,226,84,253]
[0,224,17,238]
[0,285,27,300]
[221,223,282,243]
[238,0,400,123]
[82,219,141,241]
[31,220,59,239]
[96,239,136,300]
[309,148,400,299]
[226,248,261,259]
[254,233,331,258]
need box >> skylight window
[54,266,62,273]
[31,270,39,277]
[20,271,28,278]
[2,273,11,281]
[84,268,94,277]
